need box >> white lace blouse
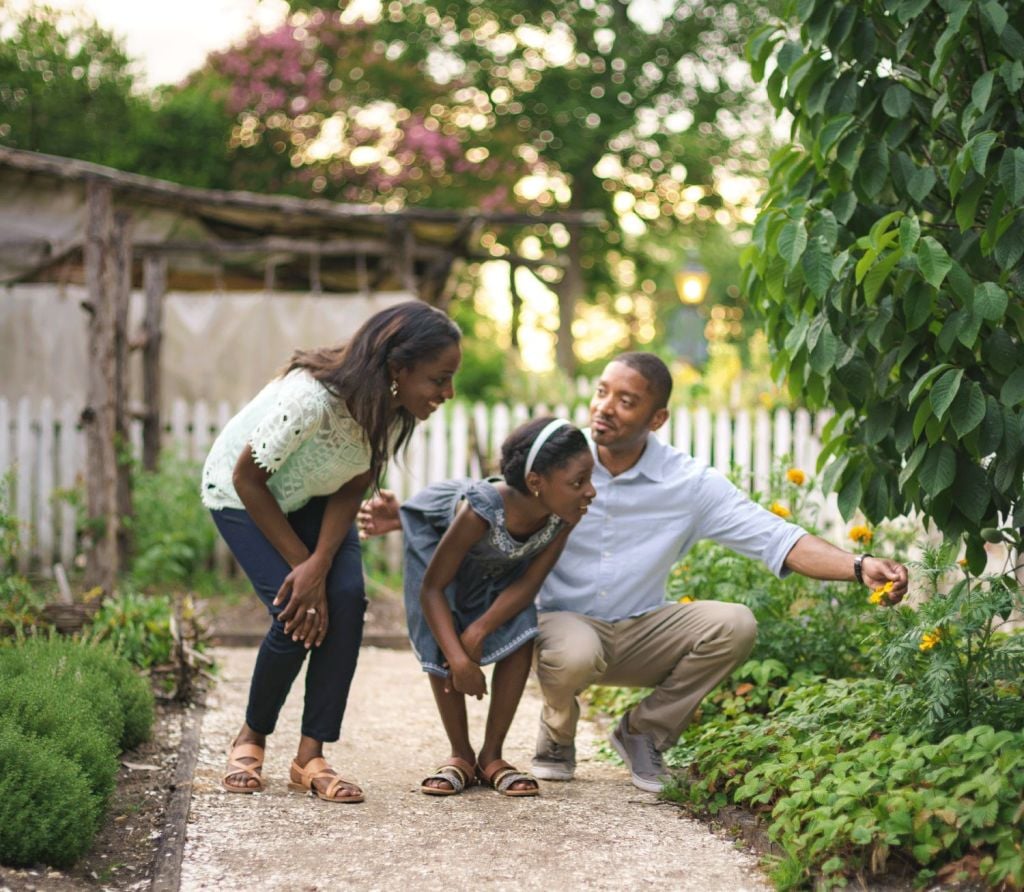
[201,369,376,513]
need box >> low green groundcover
[0,636,154,868]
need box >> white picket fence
[0,396,840,574]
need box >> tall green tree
[0,5,142,169]
[204,0,778,371]
[742,0,1024,566]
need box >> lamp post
[674,258,710,306]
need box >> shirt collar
[586,429,667,483]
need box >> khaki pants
[534,601,757,752]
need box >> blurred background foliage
[0,0,783,400]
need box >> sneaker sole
[609,732,665,794]
[530,762,575,781]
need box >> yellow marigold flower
[679,596,695,604]
[786,468,806,486]
[957,558,968,568]
[770,502,791,518]
[919,629,942,651]
[849,525,874,545]
[868,581,894,605]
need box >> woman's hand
[275,553,331,647]
[448,657,487,699]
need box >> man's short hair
[611,352,672,410]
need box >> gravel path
[181,646,770,891]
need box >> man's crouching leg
[531,611,610,781]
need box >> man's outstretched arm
[784,534,908,603]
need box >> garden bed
[0,699,185,891]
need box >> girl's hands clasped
[274,553,331,647]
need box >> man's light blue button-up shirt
[536,432,808,621]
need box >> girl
[402,417,596,797]
[202,301,461,803]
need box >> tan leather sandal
[420,756,476,796]
[222,742,266,794]
[287,757,365,803]
[477,759,540,797]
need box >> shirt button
[603,551,611,558]
[599,590,607,597]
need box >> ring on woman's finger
[306,607,317,615]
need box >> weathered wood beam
[82,179,120,595]
[141,254,166,472]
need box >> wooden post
[82,179,119,594]
[141,254,166,472]
[113,210,133,572]
[555,223,582,376]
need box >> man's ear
[648,407,669,433]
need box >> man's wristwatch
[853,553,872,585]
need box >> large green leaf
[930,368,964,419]
[916,237,953,288]
[899,214,920,253]
[918,443,957,496]
[837,468,864,519]
[908,363,952,404]
[904,282,934,331]
[998,147,1024,203]
[863,249,902,304]
[907,166,936,203]
[973,282,1008,321]
[1001,367,1024,406]
[950,381,986,437]
[952,461,989,524]
[801,236,833,298]
[882,83,912,117]
[981,329,1019,376]
[971,70,995,112]
[778,219,809,270]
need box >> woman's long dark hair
[285,301,461,487]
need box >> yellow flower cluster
[919,629,942,651]
[786,468,806,486]
[957,557,968,568]
[770,502,791,518]
[679,596,695,604]
[868,581,894,605]
[849,525,874,545]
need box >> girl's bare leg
[424,674,474,791]
[477,643,536,792]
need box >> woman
[202,301,461,803]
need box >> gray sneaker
[609,712,667,793]
[531,721,576,781]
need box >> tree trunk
[555,223,583,377]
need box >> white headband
[524,418,571,477]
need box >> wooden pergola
[0,147,601,594]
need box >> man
[360,352,909,793]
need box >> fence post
[37,398,55,574]
[15,397,33,573]
[58,401,81,568]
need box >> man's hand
[274,553,331,647]
[862,556,909,605]
[357,490,402,539]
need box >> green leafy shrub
[126,450,218,591]
[0,472,47,636]
[666,679,1024,889]
[0,720,101,868]
[85,590,175,670]
[871,544,1024,738]
[0,637,154,868]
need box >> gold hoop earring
[390,380,399,398]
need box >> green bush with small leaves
[0,720,101,868]
[0,637,155,868]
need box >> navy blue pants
[211,498,366,742]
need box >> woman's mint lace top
[201,369,375,513]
